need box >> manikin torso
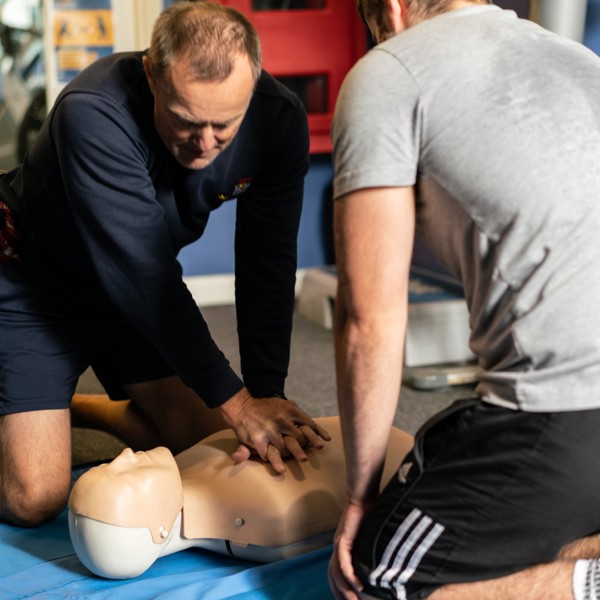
[68,416,413,579]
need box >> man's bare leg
[71,394,166,451]
[429,562,575,600]
[0,408,72,526]
[71,376,229,454]
[124,376,229,454]
[561,532,600,560]
[427,533,600,600]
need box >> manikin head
[69,446,183,544]
[356,0,493,43]
[142,1,262,170]
[69,447,185,578]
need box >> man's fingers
[231,434,317,472]
[231,444,252,463]
[291,417,331,444]
[329,552,361,600]
[283,435,309,462]
[298,424,327,448]
[229,440,290,473]
[340,548,363,595]
[273,398,331,443]
[266,444,286,474]
[312,421,332,441]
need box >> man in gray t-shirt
[328,1,600,599]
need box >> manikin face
[102,446,174,478]
[143,53,255,170]
[70,446,184,542]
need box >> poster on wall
[51,0,114,83]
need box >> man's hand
[329,501,371,600]
[217,387,331,473]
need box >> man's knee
[0,407,72,526]
[1,472,71,527]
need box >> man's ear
[386,0,407,33]
[142,55,156,94]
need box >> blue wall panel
[178,155,334,275]
[585,0,600,52]
[177,200,236,276]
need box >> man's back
[333,5,600,411]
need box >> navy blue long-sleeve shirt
[6,51,309,407]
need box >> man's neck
[407,0,489,28]
[448,0,489,11]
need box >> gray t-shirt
[332,5,600,412]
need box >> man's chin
[175,150,217,171]
[178,157,214,170]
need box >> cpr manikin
[68,416,413,579]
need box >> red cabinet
[218,1,367,154]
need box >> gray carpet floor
[72,305,476,465]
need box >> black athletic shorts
[0,262,173,414]
[353,398,600,599]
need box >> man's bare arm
[334,185,416,503]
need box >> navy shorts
[353,398,600,599]
[0,262,173,414]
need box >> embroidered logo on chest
[217,177,253,201]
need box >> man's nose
[191,126,217,151]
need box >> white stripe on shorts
[368,507,445,600]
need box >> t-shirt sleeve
[331,48,422,199]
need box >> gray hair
[148,1,262,83]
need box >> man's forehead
[162,51,254,86]
[160,64,254,123]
